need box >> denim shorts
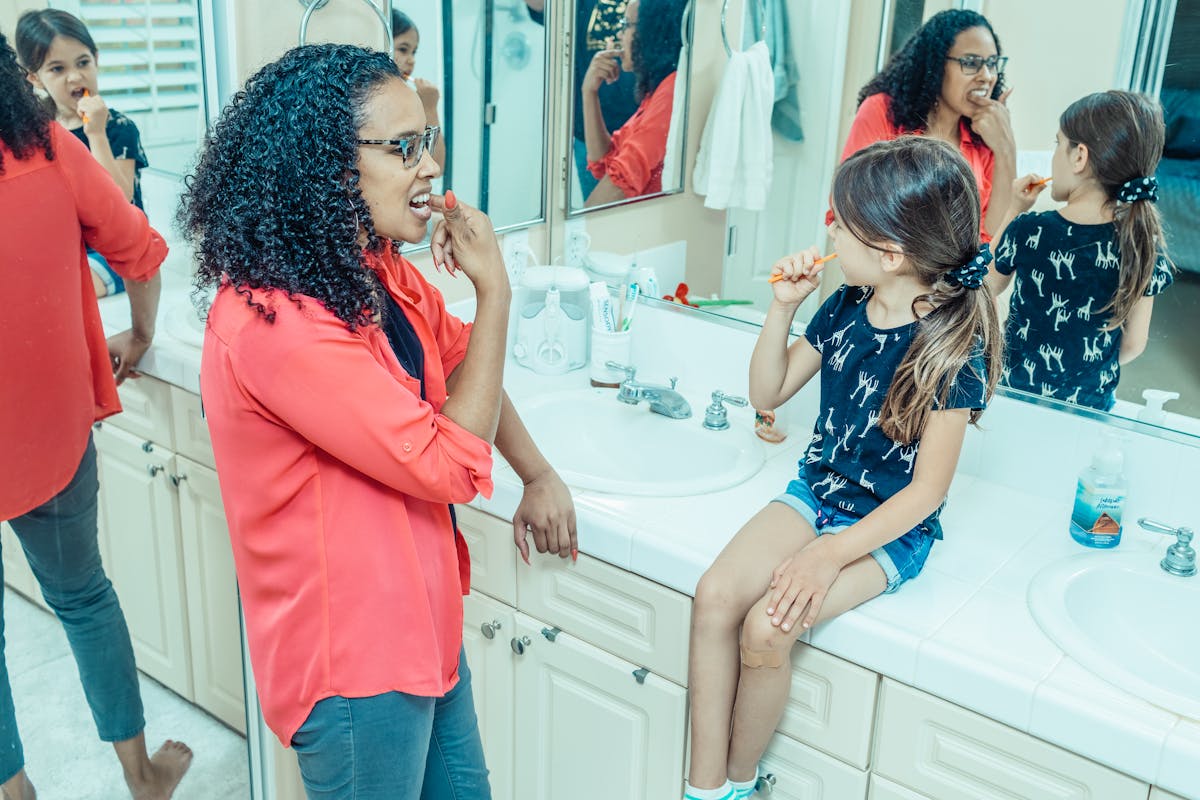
[771,479,934,593]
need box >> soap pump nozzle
[1139,389,1180,425]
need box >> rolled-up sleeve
[232,309,493,504]
[589,75,675,197]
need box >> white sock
[683,781,735,800]
[730,773,758,797]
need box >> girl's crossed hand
[766,537,842,632]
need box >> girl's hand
[766,537,842,632]
[77,93,109,138]
[968,87,1016,157]
[769,247,824,306]
[1010,173,1048,213]
[413,78,440,112]
[582,49,620,94]
[428,192,506,294]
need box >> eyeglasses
[616,17,636,33]
[356,125,440,168]
[946,55,1007,76]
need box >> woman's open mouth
[409,193,432,222]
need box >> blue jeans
[0,435,145,783]
[291,647,490,800]
[773,479,935,593]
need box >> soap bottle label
[1069,480,1125,548]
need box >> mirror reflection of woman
[180,43,575,798]
[837,9,1016,241]
[581,0,686,207]
[392,9,446,171]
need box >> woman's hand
[968,87,1015,158]
[107,328,152,385]
[428,192,507,295]
[77,92,109,139]
[512,469,577,563]
[765,537,843,632]
[1009,173,1048,214]
[582,48,621,95]
[768,247,825,307]
[413,78,440,114]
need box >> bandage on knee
[740,644,784,669]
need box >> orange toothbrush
[80,88,90,125]
[769,252,837,284]
[1031,176,1051,187]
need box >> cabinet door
[757,731,868,799]
[1149,790,1187,800]
[93,423,193,699]
[869,775,933,800]
[463,591,517,800]
[459,506,518,606]
[177,456,245,733]
[2,521,44,609]
[512,612,687,800]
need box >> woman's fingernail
[445,189,457,210]
[571,547,578,563]
[766,607,774,614]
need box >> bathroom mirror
[692,0,1199,441]
[558,0,695,214]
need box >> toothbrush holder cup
[590,329,632,387]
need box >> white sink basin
[1029,552,1200,718]
[163,296,208,349]
[515,387,765,496]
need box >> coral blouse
[831,93,997,241]
[589,71,678,197]
[0,124,166,521]
[200,247,493,745]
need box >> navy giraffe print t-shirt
[995,210,1173,411]
[800,286,988,540]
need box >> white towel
[661,5,691,192]
[692,40,774,211]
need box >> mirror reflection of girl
[987,91,1174,412]
[685,137,1001,800]
[16,9,150,298]
[392,9,446,171]
[581,0,685,207]
[837,9,1016,241]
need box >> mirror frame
[564,0,695,217]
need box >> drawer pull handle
[480,620,502,639]
[755,774,776,794]
[632,668,649,684]
[141,441,154,453]
[510,636,531,655]
[146,464,163,478]
[541,627,560,642]
[170,473,188,488]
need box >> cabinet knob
[146,464,163,477]
[632,667,649,684]
[141,441,154,453]
[541,626,560,642]
[510,635,532,655]
[480,620,502,639]
[169,473,188,488]
[755,773,776,794]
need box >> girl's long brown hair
[1060,90,1171,329]
[832,136,1002,444]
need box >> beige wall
[1,1,47,41]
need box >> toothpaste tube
[589,281,618,332]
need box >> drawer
[459,506,518,606]
[1149,790,1186,800]
[874,680,1150,800]
[170,386,215,468]
[516,551,691,686]
[758,730,869,799]
[107,374,174,446]
[868,775,931,800]
[778,644,878,769]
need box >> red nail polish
[445,189,457,210]
[571,547,578,563]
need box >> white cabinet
[463,591,517,800]
[512,611,687,800]
[778,644,878,769]
[94,421,193,698]
[1150,789,1188,800]
[758,731,868,799]
[873,680,1150,800]
[868,775,933,800]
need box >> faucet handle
[1138,518,1196,577]
[604,362,636,382]
[703,390,748,431]
[711,390,748,408]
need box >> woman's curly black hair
[858,9,1005,139]
[0,31,53,175]
[178,43,401,329]
[630,0,687,102]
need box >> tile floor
[3,588,251,799]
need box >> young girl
[16,9,149,297]
[685,136,1001,800]
[392,9,446,170]
[988,90,1173,412]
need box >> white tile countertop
[103,278,1200,799]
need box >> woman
[0,30,191,800]
[582,0,686,207]
[837,9,1016,241]
[179,44,575,799]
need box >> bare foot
[1,769,36,800]
[125,740,193,800]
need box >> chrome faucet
[605,362,692,419]
[1138,518,1196,577]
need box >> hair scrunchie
[945,243,991,290]
[1117,176,1158,204]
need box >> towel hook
[720,0,768,57]
[298,0,394,53]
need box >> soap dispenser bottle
[1138,389,1180,426]
[1069,431,1126,548]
